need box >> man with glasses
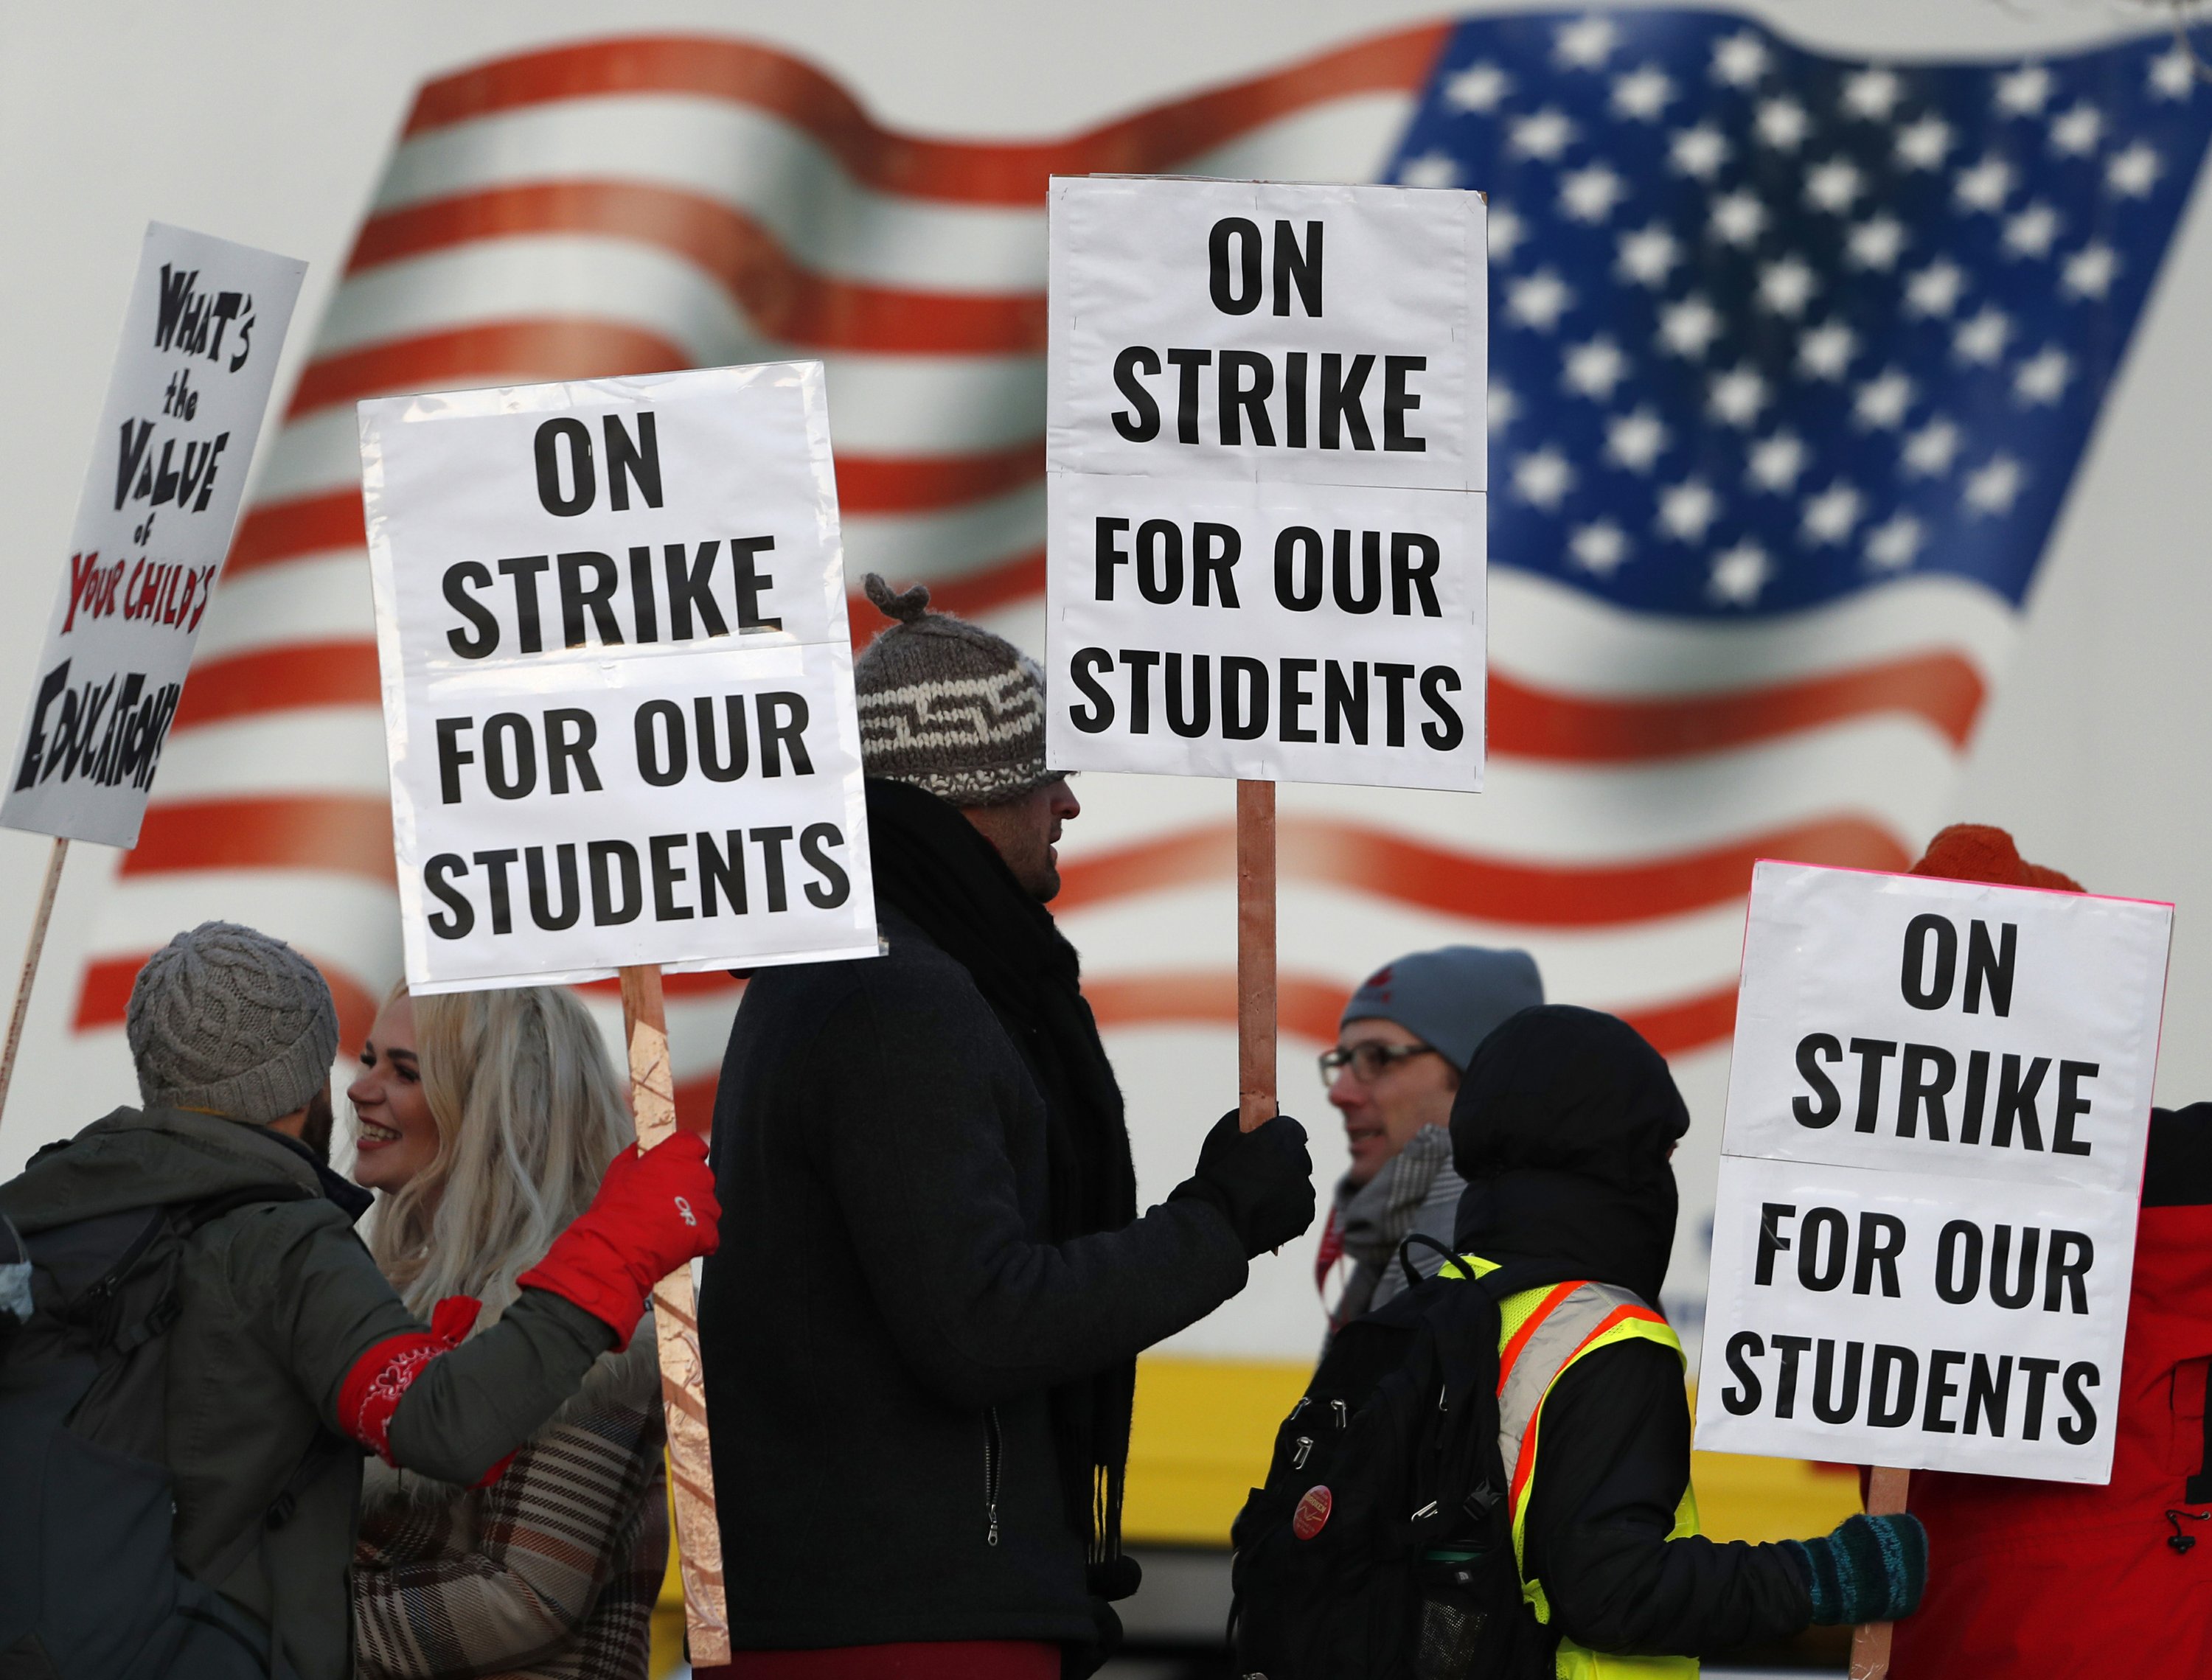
[1315,945,1543,1332]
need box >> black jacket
[698,906,1249,1651]
[1451,1006,1814,1659]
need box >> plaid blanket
[354,1327,667,1680]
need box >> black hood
[1449,1005,1689,1304]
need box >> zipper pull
[1292,1435,1314,1470]
[1330,1398,1349,1429]
[987,1504,1000,1547]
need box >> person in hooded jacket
[1882,825,2212,1676]
[697,576,1315,1680]
[1448,1003,1927,1673]
[0,922,719,1680]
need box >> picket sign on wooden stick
[1846,1466,1912,1680]
[618,963,731,1667]
[1236,781,1277,1134]
[0,837,70,1132]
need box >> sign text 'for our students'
[361,363,877,993]
[1046,176,1487,792]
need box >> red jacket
[1891,1108,2212,1677]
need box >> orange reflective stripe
[1495,1280,1582,1394]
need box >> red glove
[515,1132,720,1345]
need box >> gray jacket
[0,1106,615,1680]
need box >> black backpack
[0,1176,338,1680]
[1228,1244,1550,1680]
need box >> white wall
[1,0,2205,1221]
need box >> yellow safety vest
[1450,1256,1700,1680]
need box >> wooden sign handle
[1237,779,1277,1133]
[1847,1465,1912,1680]
[0,837,68,1134]
[617,963,731,1667]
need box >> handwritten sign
[2,223,304,846]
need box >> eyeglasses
[1318,1042,1443,1087]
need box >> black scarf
[1448,1004,1688,1305]
[864,778,1140,1566]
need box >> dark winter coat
[1889,1104,2212,1677]
[1451,1006,1815,1659]
[0,1106,616,1680]
[699,894,1251,1654]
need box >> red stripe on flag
[1490,654,1983,759]
[173,644,381,731]
[1083,970,1352,1048]
[349,184,1047,354]
[227,491,366,577]
[159,625,1972,773]
[672,1071,718,1136]
[77,951,383,1054]
[400,29,1451,205]
[288,320,690,419]
[120,797,397,885]
[1058,815,1909,927]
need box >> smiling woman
[347,983,668,1680]
[349,997,440,1192]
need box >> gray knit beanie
[126,921,341,1124]
[1341,946,1545,1073]
[852,574,1056,806]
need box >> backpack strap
[1398,1230,1482,1289]
[105,1182,314,1356]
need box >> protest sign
[361,360,874,1661]
[359,360,878,994]
[1045,175,1488,1126]
[2,223,305,848]
[1045,175,1487,792]
[1696,861,2172,1485]
[0,223,302,1133]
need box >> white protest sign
[1696,861,2172,1483]
[3,223,304,846]
[1045,176,1486,791]
[360,363,877,993]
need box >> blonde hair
[369,983,632,1326]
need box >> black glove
[1784,1512,1928,1625]
[1169,1111,1315,1257]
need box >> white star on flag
[1569,520,1631,574]
[1612,65,1674,120]
[1708,540,1773,603]
[1965,454,2025,515]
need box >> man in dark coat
[698,576,1315,1679]
[1451,1005,1927,1670]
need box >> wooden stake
[1848,1465,1911,1680]
[618,963,730,1668]
[1237,779,1277,1133]
[0,836,68,1132]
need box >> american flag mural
[63,12,2211,1346]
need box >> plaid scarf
[1320,1126,1465,1332]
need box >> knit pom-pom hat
[1909,823,2084,893]
[849,573,1057,807]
